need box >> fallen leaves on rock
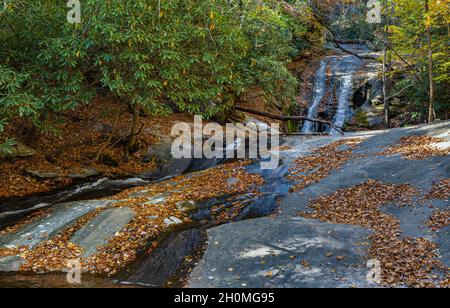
[427,209,450,232]
[0,208,52,236]
[380,136,449,160]
[0,246,28,258]
[336,256,348,261]
[300,259,310,267]
[298,180,447,288]
[19,209,103,272]
[288,139,363,192]
[16,160,264,276]
[423,178,450,201]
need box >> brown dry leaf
[380,136,449,161]
[288,139,363,192]
[18,160,264,276]
[427,209,450,231]
[423,179,450,201]
[297,180,447,288]
[336,256,348,261]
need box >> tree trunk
[425,0,435,123]
[383,41,390,128]
[383,1,391,129]
[235,106,344,135]
[128,103,141,154]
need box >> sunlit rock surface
[71,207,135,258]
[189,121,449,288]
[189,217,373,288]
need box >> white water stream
[301,45,366,134]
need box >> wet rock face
[0,200,116,251]
[300,45,384,134]
[348,60,384,129]
[0,200,117,272]
[123,229,205,287]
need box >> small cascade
[301,45,366,134]
[332,74,354,134]
[301,60,329,133]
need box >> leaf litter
[380,136,449,160]
[288,138,363,192]
[298,180,448,288]
[12,161,264,275]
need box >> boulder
[0,256,24,272]
[25,168,100,180]
[0,142,37,161]
[163,216,184,227]
[176,200,198,213]
[25,170,60,179]
[68,168,100,180]
[349,102,384,129]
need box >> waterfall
[331,74,354,135]
[301,46,364,134]
[301,60,328,134]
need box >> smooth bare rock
[189,217,373,288]
[164,216,183,227]
[68,168,100,180]
[25,169,60,179]
[71,207,135,258]
[0,200,116,251]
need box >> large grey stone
[189,217,373,288]
[71,207,135,258]
[351,102,384,129]
[0,200,116,250]
[25,168,99,180]
[281,121,450,217]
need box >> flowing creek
[0,153,290,288]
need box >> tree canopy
[0,0,449,152]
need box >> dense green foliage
[386,0,449,120]
[1,0,448,152]
[0,0,321,151]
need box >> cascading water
[332,74,354,134]
[301,60,329,134]
[301,45,366,134]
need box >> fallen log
[235,106,344,135]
